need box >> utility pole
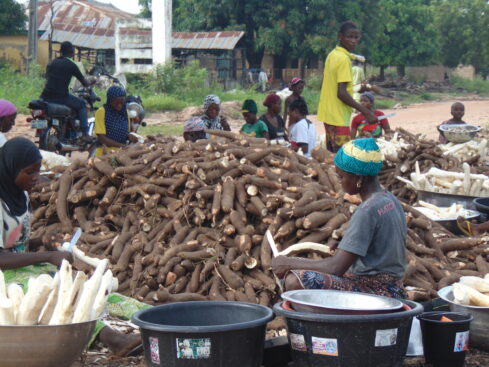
[27,0,38,74]
[152,0,172,65]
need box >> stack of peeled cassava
[0,259,114,325]
[28,130,488,306]
[377,128,489,203]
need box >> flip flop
[456,217,473,237]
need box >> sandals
[456,217,474,236]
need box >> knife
[265,230,279,257]
[362,112,396,123]
[67,228,82,252]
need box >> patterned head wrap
[0,100,17,118]
[263,93,281,107]
[184,117,205,132]
[334,138,382,176]
[362,92,375,104]
[203,94,221,112]
[242,99,258,115]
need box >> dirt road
[309,98,489,140]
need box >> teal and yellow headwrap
[333,138,383,176]
[242,99,258,115]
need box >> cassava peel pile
[29,131,488,305]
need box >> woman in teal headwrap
[272,138,407,299]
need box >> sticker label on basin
[149,337,160,364]
[454,331,470,352]
[176,338,211,359]
[311,337,338,356]
[375,328,398,347]
[290,333,307,352]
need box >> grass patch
[375,98,397,109]
[139,124,183,136]
[144,95,188,112]
[0,65,45,114]
[451,76,489,95]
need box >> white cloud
[16,0,141,15]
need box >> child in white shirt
[289,99,317,158]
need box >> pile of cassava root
[378,128,489,203]
[29,131,489,305]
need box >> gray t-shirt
[339,191,406,278]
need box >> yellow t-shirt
[94,106,131,157]
[317,46,354,127]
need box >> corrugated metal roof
[38,0,133,49]
[172,31,244,50]
[37,0,244,51]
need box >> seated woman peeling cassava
[272,138,407,299]
[0,138,146,356]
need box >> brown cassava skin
[440,238,483,252]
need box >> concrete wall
[0,35,54,71]
[406,65,476,82]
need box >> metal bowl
[438,286,489,350]
[0,320,96,367]
[417,190,479,210]
[413,206,480,235]
[282,289,403,315]
[439,124,481,143]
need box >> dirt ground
[12,98,489,143]
[70,347,489,367]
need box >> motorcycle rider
[40,41,91,137]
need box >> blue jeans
[44,94,88,135]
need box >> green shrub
[144,94,187,112]
[306,74,323,91]
[451,75,489,95]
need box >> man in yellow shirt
[94,86,131,156]
[317,21,377,152]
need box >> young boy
[288,99,316,158]
[240,99,269,139]
[284,78,307,129]
[438,102,466,143]
[317,21,377,152]
[350,92,391,139]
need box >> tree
[0,0,27,35]
[434,0,489,77]
[369,0,440,79]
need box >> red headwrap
[263,93,281,107]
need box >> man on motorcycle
[40,41,91,137]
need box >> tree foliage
[368,0,439,76]
[434,0,489,77]
[139,0,489,77]
[0,0,26,35]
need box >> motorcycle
[28,72,145,155]
[27,85,99,155]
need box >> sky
[16,0,141,15]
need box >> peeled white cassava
[72,259,108,323]
[453,282,489,307]
[17,274,54,325]
[38,272,60,325]
[91,269,114,320]
[0,297,15,325]
[7,283,24,322]
[459,276,489,293]
[49,260,74,325]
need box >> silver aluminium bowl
[413,207,480,235]
[282,289,404,315]
[0,320,96,367]
[438,286,489,350]
[439,124,481,143]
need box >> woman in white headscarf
[201,95,231,132]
